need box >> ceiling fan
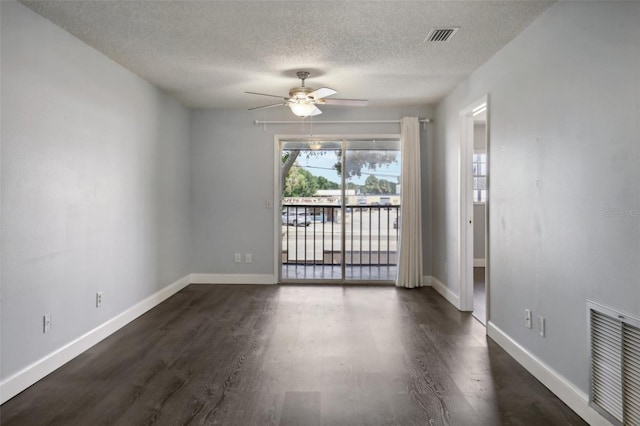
[246,71,368,117]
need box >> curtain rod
[253,119,431,125]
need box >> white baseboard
[0,274,191,404]
[1,272,276,403]
[429,276,461,310]
[2,273,611,426]
[422,276,432,286]
[487,321,611,426]
[190,273,275,285]
[473,258,486,267]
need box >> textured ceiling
[20,1,553,109]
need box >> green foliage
[346,182,359,191]
[283,166,339,197]
[282,148,398,197]
[333,150,398,178]
[284,167,317,197]
[316,176,339,190]
[362,175,396,195]
[283,149,397,183]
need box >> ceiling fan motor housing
[289,86,314,101]
[296,71,310,83]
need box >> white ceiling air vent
[425,27,459,43]
[588,301,640,426]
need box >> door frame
[458,95,490,316]
[273,134,401,284]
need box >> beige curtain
[396,117,423,288]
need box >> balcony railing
[281,204,400,267]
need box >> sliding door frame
[273,134,401,284]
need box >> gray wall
[0,1,433,387]
[1,2,191,381]
[473,205,485,261]
[432,0,640,393]
[190,106,433,276]
[473,122,486,150]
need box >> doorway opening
[459,96,489,325]
[276,137,401,283]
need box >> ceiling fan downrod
[296,71,310,86]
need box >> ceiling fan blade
[308,87,337,100]
[248,102,286,111]
[320,98,368,107]
[245,91,287,99]
[308,105,322,116]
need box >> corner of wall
[427,275,461,310]
[0,274,191,404]
[190,273,275,285]
[487,321,611,426]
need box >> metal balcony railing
[281,204,400,267]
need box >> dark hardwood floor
[1,285,586,425]
[473,267,486,325]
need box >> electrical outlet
[43,314,51,333]
[525,309,532,329]
[96,292,103,308]
[234,253,241,263]
[245,253,252,264]
[538,315,545,337]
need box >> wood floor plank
[1,285,587,426]
[279,391,321,426]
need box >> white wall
[1,1,191,388]
[190,106,433,278]
[432,0,639,400]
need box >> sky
[297,150,401,186]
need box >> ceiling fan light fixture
[289,101,317,117]
[246,71,367,115]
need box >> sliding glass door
[280,140,343,280]
[343,139,400,281]
[279,137,401,283]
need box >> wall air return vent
[425,28,459,43]
[588,301,640,426]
